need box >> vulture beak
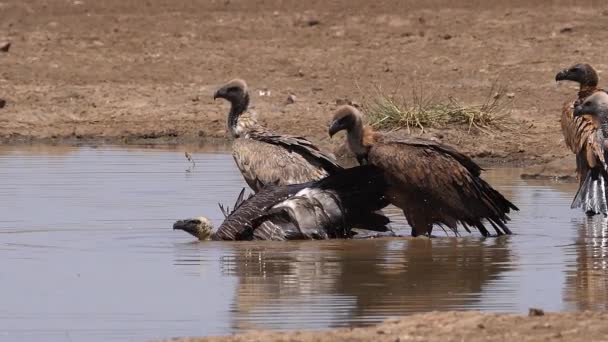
[172,220,185,230]
[328,120,344,138]
[555,69,569,82]
[213,87,226,100]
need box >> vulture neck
[347,118,373,159]
[227,93,250,138]
[578,85,598,101]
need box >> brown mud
[1,0,608,173]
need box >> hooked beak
[328,120,344,138]
[555,69,569,82]
[173,220,186,230]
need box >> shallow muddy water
[0,145,606,341]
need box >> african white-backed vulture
[555,64,605,182]
[173,165,391,241]
[556,63,608,215]
[328,105,518,237]
[213,79,342,192]
[571,91,608,215]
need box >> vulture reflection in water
[219,237,512,329]
[328,105,518,237]
[173,165,391,241]
[571,91,608,215]
[213,79,342,192]
[556,63,608,216]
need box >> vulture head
[555,63,599,87]
[329,105,370,164]
[328,105,363,137]
[574,91,608,118]
[173,216,214,240]
[213,79,249,104]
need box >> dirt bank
[159,310,608,342]
[2,0,608,169]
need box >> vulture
[571,91,608,215]
[173,165,391,241]
[213,79,342,192]
[328,105,518,237]
[555,63,605,182]
[555,63,608,215]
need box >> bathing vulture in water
[571,91,608,215]
[213,79,342,192]
[555,63,607,187]
[328,105,518,237]
[173,165,391,241]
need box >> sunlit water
[0,145,607,342]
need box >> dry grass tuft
[361,81,512,134]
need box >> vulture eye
[226,86,239,93]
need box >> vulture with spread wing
[328,105,518,237]
[571,91,608,215]
[213,79,342,192]
[173,165,391,241]
[556,63,608,215]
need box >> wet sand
[160,310,608,342]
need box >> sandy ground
[159,310,608,342]
[1,0,608,171]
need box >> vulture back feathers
[329,105,518,237]
[214,79,342,192]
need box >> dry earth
[160,310,608,342]
[1,0,608,173]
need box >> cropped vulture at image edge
[173,165,391,241]
[328,105,519,237]
[555,63,608,216]
[213,79,343,192]
[571,91,608,216]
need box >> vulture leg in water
[213,79,342,192]
[572,92,608,216]
[328,105,518,237]
[556,63,608,216]
[173,165,391,241]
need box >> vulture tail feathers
[571,168,608,216]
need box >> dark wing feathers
[384,137,482,176]
[213,185,296,240]
[369,141,516,236]
[218,187,248,219]
[214,165,390,241]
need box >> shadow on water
[0,144,607,341]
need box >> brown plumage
[556,63,608,215]
[555,63,605,185]
[570,91,608,215]
[213,79,342,192]
[328,105,518,237]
